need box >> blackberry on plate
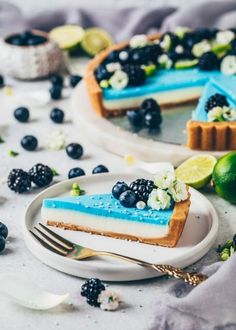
[68,167,85,179]
[70,74,82,88]
[29,163,53,187]
[49,85,62,100]
[127,109,143,127]
[50,108,64,123]
[50,74,63,87]
[129,48,148,65]
[198,51,219,71]
[141,98,160,113]
[182,31,198,49]
[205,93,229,112]
[167,51,181,63]
[119,190,137,208]
[7,169,31,193]
[14,107,29,122]
[0,75,4,88]
[21,135,38,151]
[112,181,129,199]
[123,65,146,86]
[195,28,215,41]
[0,237,5,253]
[95,65,112,82]
[66,143,83,159]
[81,278,105,307]
[106,50,120,63]
[0,222,8,239]
[144,111,162,129]
[92,165,109,174]
[143,44,162,63]
[129,178,155,203]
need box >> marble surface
[0,75,235,330]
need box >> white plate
[23,173,218,282]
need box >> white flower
[147,188,171,210]
[130,34,148,48]
[158,54,172,69]
[207,106,223,122]
[106,62,121,73]
[154,170,176,189]
[222,106,236,121]
[216,30,235,45]
[192,40,211,57]
[45,130,66,151]
[168,180,188,202]
[109,70,129,90]
[220,55,236,75]
[98,290,121,311]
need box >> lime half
[49,25,85,50]
[174,59,198,69]
[81,28,113,56]
[175,154,217,189]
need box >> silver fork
[30,223,207,286]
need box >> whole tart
[84,30,236,151]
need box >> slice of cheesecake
[41,193,191,247]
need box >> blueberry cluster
[127,98,162,130]
[0,222,8,253]
[81,278,106,307]
[8,163,54,193]
[205,93,229,112]
[112,178,155,208]
[6,31,47,47]
[49,74,82,100]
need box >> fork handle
[95,251,207,286]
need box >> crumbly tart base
[187,120,236,150]
[47,193,191,248]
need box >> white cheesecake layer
[42,208,169,238]
[102,87,203,111]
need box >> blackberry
[123,65,146,86]
[29,163,53,187]
[127,109,143,127]
[129,179,155,202]
[198,51,219,71]
[194,28,215,41]
[143,44,162,63]
[7,169,31,193]
[141,98,160,113]
[144,111,162,129]
[106,50,120,63]
[81,278,105,307]
[95,65,112,82]
[205,93,229,112]
[129,48,148,65]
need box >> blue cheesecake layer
[193,77,236,122]
[103,69,222,100]
[43,194,174,226]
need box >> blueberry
[119,190,137,208]
[21,135,38,151]
[50,108,64,123]
[70,75,82,88]
[68,167,85,179]
[92,165,109,174]
[141,98,160,113]
[144,111,162,129]
[0,75,4,88]
[14,107,29,122]
[0,223,8,239]
[66,143,83,159]
[50,74,63,87]
[0,236,5,253]
[49,86,62,100]
[127,110,143,127]
[27,35,47,46]
[6,35,24,46]
[112,181,129,199]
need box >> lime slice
[49,25,85,50]
[81,28,113,56]
[175,155,217,189]
[212,43,231,56]
[174,59,198,69]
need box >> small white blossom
[192,40,211,57]
[220,55,236,75]
[216,30,235,45]
[154,170,176,190]
[109,70,129,90]
[130,34,148,48]
[168,180,188,202]
[207,106,223,122]
[98,290,121,311]
[45,130,66,151]
[222,106,236,121]
[106,62,121,73]
[147,188,171,210]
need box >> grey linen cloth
[150,254,236,330]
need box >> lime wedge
[81,28,113,56]
[175,155,217,189]
[49,25,85,50]
[212,43,231,56]
[174,59,198,69]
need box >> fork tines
[30,223,74,256]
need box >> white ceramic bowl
[0,30,63,79]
